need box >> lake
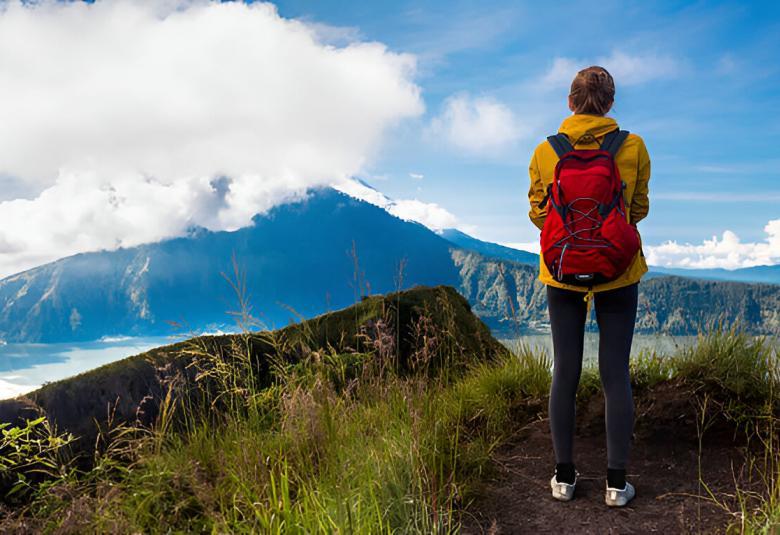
[500,333,699,364]
[0,336,180,400]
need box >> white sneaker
[605,481,635,507]
[550,473,577,501]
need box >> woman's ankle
[607,467,626,489]
[555,462,576,484]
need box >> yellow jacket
[527,113,651,292]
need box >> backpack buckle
[539,184,552,209]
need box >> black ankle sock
[607,468,626,489]
[555,462,576,484]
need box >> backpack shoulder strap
[546,133,574,158]
[600,129,630,157]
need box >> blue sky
[274,0,780,259]
[0,0,778,276]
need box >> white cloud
[388,199,457,230]
[602,50,679,85]
[305,21,363,46]
[541,50,679,89]
[409,172,424,180]
[332,178,458,231]
[429,93,522,154]
[0,377,33,400]
[716,53,737,75]
[645,219,780,269]
[0,1,423,278]
[332,179,392,209]
[540,57,582,88]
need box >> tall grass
[676,329,779,534]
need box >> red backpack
[539,129,640,286]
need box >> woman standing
[527,66,651,507]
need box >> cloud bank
[429,93,522,155]
[645,219,780,269]
[541,50,679,89]
[333,179,458,231]
[0,0,423,277]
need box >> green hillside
[0,286,503,458]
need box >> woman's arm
[630,139,651,225]
[528,150,547,231]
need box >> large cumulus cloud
[0,0,423,277]
[645,219,780,269]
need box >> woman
[527,66,651,507]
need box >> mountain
[1,187,778,342]
[439,228,539,265]
[453,248,780,335]
[0,188,460,342]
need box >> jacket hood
[558,114,618,144]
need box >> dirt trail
[461,384,758,534]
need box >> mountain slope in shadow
[0,188,460,342]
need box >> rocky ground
[462,383,764,534]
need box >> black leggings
[547,283,638,470]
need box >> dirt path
[461,385,755,534]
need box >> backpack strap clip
[599,181,628,217]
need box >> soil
[461,383,767,534]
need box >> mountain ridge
[1,187,778,342]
